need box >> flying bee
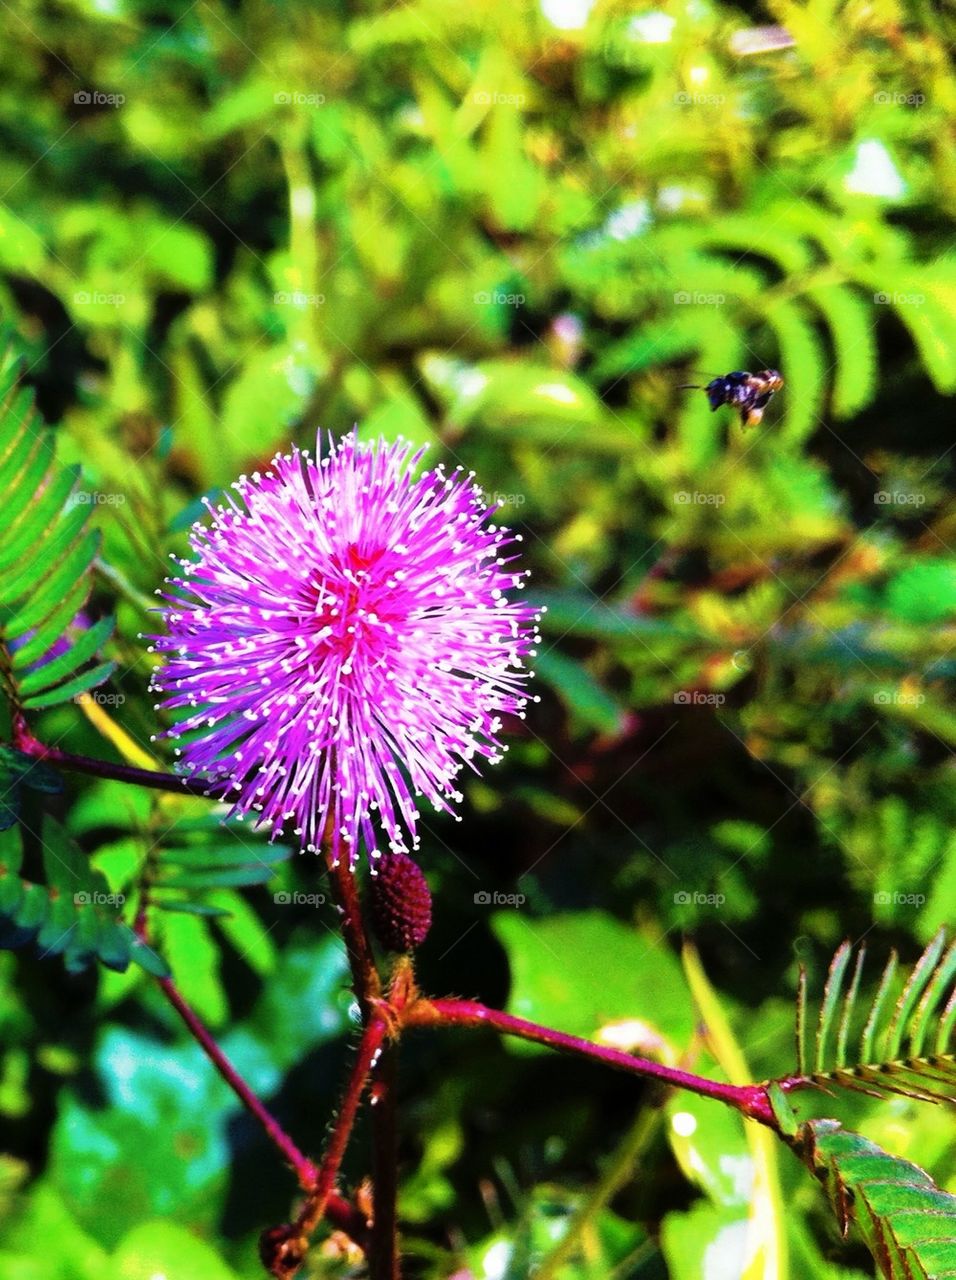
[681,369,784,429]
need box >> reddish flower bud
[368,852,432,952]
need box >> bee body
[683,369,784,428]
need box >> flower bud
[368,852,432,952]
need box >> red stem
[12,720,213,798]
[326,853,381,1013]
[369,1043,400,1280]
[155,973,368,1241]
[299,1015,389,1235]
[409,998,776,1126]
[369,961,415,1280]
[157,974,313,1183]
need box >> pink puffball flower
[149,433,540,866]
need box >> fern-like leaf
[0,333,115,712]
[0,817,167,975]
[783,1117,956,1280]
[144,813,294,919]
[787,932,956,1105]
[0,745,62,831]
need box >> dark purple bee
[681,369,784,428]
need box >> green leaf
[0,333,113,711]
[128,936,171,978]
[0,1183,109,1280]
[157,865,277,890]
[763,298,826,444]
[22,661,117,710]
[420,356,613,449]
[0,817,156,977]
[159,842,292,869]
[10,575,92,669]
[17,618,115,697]
[535,648,626,734]
[208,888,277,976]
[157,911,226,1024]
[219,342,317,464]
[787,1119,956,1280]
[884,561,956,625]
[4,530,99,635]
[807,283,878,418]
[0,435,57,538]
[493,910,696,1050]
[780,935,956,1105]
[0,466,81,573]
[0,747,65,831]
[153,900,233,918]
[112,1222,241,1280]
[815,940,853,1072]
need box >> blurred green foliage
[1,0,955,1276]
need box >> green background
[1,0,955,1276]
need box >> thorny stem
[281,879,411,1276]
[296,1015,389,1240]
[405,998,777,1126]
[15,719,789,1274]
[370,1044,400,1280]
[149,962,368,1245]
[325,848,381,1014]
[369,962,415,1280]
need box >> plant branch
[11,717,214,798]
[156,971,319,1187]
[369,1043,400,1280]
[368,961,416,1280]
[296,1014,389,1239]
[325,849,381,1012]
[406,998,777,1126]
[133,902,373,1262]
[154,967,371,1247]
